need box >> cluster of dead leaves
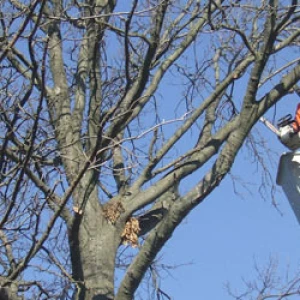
[121,217,140,248]
[103,201,125,224]
[102,202,141,247]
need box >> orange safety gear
[292,103,300,132]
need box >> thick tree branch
[131,55,254,191]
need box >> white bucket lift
[261,115,300,223]
[277,152,300,224]
[261,90,300,222]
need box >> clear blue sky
[148,93,300,299]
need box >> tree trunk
[69,192,121,300]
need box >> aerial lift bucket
[263,89,300,223]
[277,152,300,224]
[261,115,300,224]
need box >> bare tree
[0,0,300,299]
[227,257,300,300]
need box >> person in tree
[292,103,300,133]
[275,89,300,150]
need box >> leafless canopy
[0,0,300,299]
